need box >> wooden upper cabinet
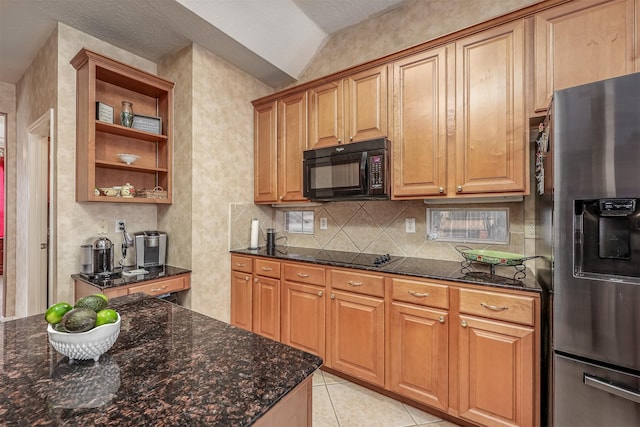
[71,48,174,204]
[392,46,450,198]
[254,100,278,203]
[345,65,389,143]
[308,80,343,148]
[455,19,527,195]
[533,0,639,112]
[308,65,388,149]
[277,91,308,203]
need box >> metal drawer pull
[235,263,245,267]
[481,302,509,311]
[318,291,323,297]
[151,285,168,292]
[438,315,445,323]
[347,281,363,287]
[461,320,468,327]
[330,293,335,299]
[244,276,250,281]
[255,278,259,283]
[261,267,273,271]
[408,290,429,298]
[584,374,640,404]
[297,273,310,278]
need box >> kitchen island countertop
[0,294,322,426]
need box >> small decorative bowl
[117,153,140,165]
[48,314,121,361]
[100,187,119,197]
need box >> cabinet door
[278,91,308,202]
[308,80,343,148]
[389,302,449,410]
[254,100,278,203]
[533,0,638,112]
[458,315,535,427]
[392,46,449,198]
[281,281,326,358]
[455,20,527,195]
[230,271,253,331]
[345,65,388,143]
[328,290,385,386]
[253,276,280,341]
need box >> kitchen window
[426,208,509,244]
[284,211,314,234]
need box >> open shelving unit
[71,48,175,204]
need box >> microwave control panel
[369,155,384,189]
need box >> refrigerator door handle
[583,373,640,404]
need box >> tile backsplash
[230,200,526,262]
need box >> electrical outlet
[115,219,126,232]
[405,218,416,233]
[525,220,536,239]
[320,217,328,230]
[97,219,108,235]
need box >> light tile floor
[312,369,461,427]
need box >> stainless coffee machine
[80,237,114,276]
[134,231,167,268]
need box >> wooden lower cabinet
[281,281,326,358]
[328,289,385,387]
[230,270,253,331]
[253,276,280,341]
[458,314,535,427]
[231,256,540,426]
[74,273,190,301]
[389,302,449,411]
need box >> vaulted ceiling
[0,0,405,87]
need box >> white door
[20,109,54,316]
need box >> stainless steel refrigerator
[536,72,640,426]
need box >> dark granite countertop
[231,246,543,292]
[0,294,322,426]
[72,264,191,290]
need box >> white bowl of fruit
[45,294,121,362]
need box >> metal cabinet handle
[584,374,640,404]
[297,272,310,278]
[261,267,273,271]
[347,280,363,287]
[244,276,250,281]
[337,139,342,144]
[457,185,462,192]
[481,302,509,312]
[330,293,335,299]
[318,291,323,297]
[349,136,353,141]
[438,187,444,193]
[235,263,245,267]
[461,320,468,328]
[151,285,168,292]
[254,278,259,283]
[438,315,445,323]
[408,290,429,298]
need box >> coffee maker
[134,231,167,268]
[80,237,114,276]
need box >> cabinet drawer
[128,275,186,297]
[391,278,448,309]
[283,263,325,286]
[459,288,534,326]
[330,270,384,298]
[255,259,281,279]
[231,255,253,273]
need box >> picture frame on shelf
[96,102,114,124]
[132,114,162,134]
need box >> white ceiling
[0,0,405,87]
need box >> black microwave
[303,138,390,201]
